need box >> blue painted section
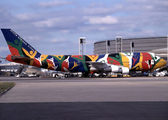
[132,52,140,68]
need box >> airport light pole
[106,40,110,53]
[79,37,86,55]
[130,42,132,52]
[130,42,134,52]
[167,35,168,61]
[116,36,122,53]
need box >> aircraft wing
[86,61,130,74]
[86,61,109,71]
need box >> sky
[0,0,168,63]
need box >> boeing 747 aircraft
[1,29,167,77]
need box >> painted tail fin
[1,29,41,58]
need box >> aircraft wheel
[65,74,68,78]
[54,74,59,78]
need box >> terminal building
[94,36,168,60]
[0,62,41,76]
[0,62,21,72]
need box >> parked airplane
[1,29,167,77]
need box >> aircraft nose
[159,58,167,67]
[151,58,167,71]
[155,58,167,69]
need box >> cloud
[0,47,8,52]
[61,30,70,33]
[33,16,81,29]
[85,16,118,24]
[38,0,71,8]
[50,38,67,42]
[0,0,168,56]
[26,36,41,40]
[125,0,148,3]
[15,13,38,21]
[33,18,61,28]
[0,5,14,24]
[82,5,123,15]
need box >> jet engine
[104,64,129,74]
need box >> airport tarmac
[0,76,168,120]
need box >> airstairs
[15,65,28,77]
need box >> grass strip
[0,82,15,94]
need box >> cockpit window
[154,56,160,62]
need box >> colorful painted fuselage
[1,29,167,73]
[5,52,166,72]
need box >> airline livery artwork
[1,29,167,76]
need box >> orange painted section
[8,45,20,56]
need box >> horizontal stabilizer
[10,56,34,61]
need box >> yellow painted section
[151,58,167,71]
[133,53,143,71]
[41,55,48,61]
[120,53,129,68]
[110,75,130,77]
[22,48,37,58]
[30,51,33,55]
[29,60,34,66]
[47,63,54,69]
[123,75,130,77]
[53,55,64,61]
[70,61,78,70]
[87,55,99,62]
[111,75,117,77]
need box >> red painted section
[132,57,138,66]
[8,45,20,56]
[61,61,69,72]
[71,55,83,60]
[107,57,121,65]
[6,55,12,62]
[33,58,41,67]
[46,59,54,70]
[141,52,152,71]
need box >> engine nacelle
[90,67,97,71]
[110,65,120,73]
[104,65,129,74]
[121,66,129,74]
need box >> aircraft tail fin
[1,29,41,58]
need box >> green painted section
[71,55,88,72]
[7,40,24,57]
